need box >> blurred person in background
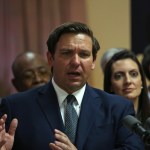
[142,45,150,99]
[104,50,150,125]
[100,47,126,73]
[11,51,51,92]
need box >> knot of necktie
[66,94,76,104]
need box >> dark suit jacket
[0,82,144,150]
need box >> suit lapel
[37,82,65,132]
[36,82,103,149]
[75,85,102,149]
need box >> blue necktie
[65,95,78,144]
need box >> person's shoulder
[91,86,132,105]
[2,84,49,103]
[90,87,134,115]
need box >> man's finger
[8,119,18,136]
[0,114,7,125]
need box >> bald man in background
[11,51,51,92]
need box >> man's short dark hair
[46,22,100,60]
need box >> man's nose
[33,72,42,83]
[71,54,80,64]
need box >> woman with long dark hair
[104,50,150,125]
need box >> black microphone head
[146,117,150,129]
[122,115,141,131]
[123,115,150,144]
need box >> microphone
[122,115,150,145]
[146,117,150,130]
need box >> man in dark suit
[0,22,144,150]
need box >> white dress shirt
[52,78,86,124]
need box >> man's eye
[22,73,34,79]
[38,68,49,75]
[61,51,72,55]
[79,52,90,58]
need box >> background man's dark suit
[0,81,144,150]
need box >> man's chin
[68,82,84,90]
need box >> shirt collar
[52,77,86,107]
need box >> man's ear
[11,78,20,92]
[91,59,96,70]
[47,51,53,65]
[91,62,95,70]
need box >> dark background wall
[131,0,150,54]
